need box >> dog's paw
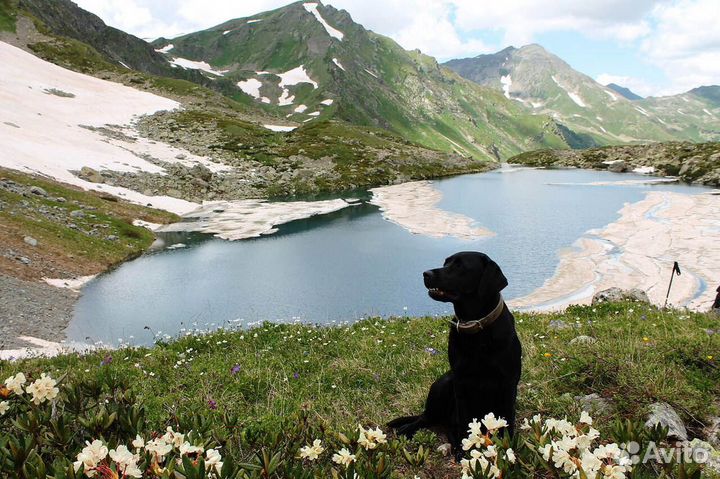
[436,443,452,456]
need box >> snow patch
[677,108,686,115]
[704,108,714,116]
[681,96,689,103]
[303,2,344,40]
[500,75,512,99]
[364,68,378,78]
[237,78,262,98]
[633,166,656,174]
[263,124,297,132]
[261,97,271,104]
[603,89,617,101]
[247,19,262,24]
[155,44,174,53]
[223,30,233,35]
[530,101,543,108]
[634,106,650,117]
[43,275,96,291]
[170,57,227,76]
[332,58,345,71]
[320,99,334,106]
[596,116,603,121]
[278,65,318,89]
[294,104,308,113]
[551,75,586,107]
[0,41,204,215]
[308,111,320,117]
[133,219,161,230]
[119,61,130,69]
[278,88,295,106]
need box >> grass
[0,168,178,279]
[2,302,718,439]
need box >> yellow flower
[642,337,650,342]
[543,352,553,358]
[708,355,714,360]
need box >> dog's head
[423,252,508,303]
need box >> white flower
[483,445,498,458]
[299,439,324,460]
[109,445,142,478]
[505,448,516,464]
[467,418,483,436]
[553,448,577,475]
[539,443,553,461]
[162,426,185,448]
[25,373,59,405]
[145,438,172,460]
[579,411,593,425]
[358,425,386,450]
[580,449,603,476]
[332,448,356,467]
[180,441,204,455]
[4,373,26,395]
[73,440,108,477]
[0,401,9,416]
[603,464,629,479]
[131,435,145,450]
[205,448,223,474]
[481,412,508,432]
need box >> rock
[607,160,627,173]
[29,186,47,196]
[592,287,650,305]
[23,236,38,247]
[645,402,687,441]
[166,189,182,198]
[78,166,105,184]
[705,415,720,449]
[575,393,614,415]
[70,210,85,219]
[18,256,31,265]
[106,235,119,241]
[55,197,66,203]
[549,319,570,330]
[175,153,187,160]
[570,335,597,345]
[437,443,452,456]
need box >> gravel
[0,274,77,350]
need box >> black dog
[388,252,522,453]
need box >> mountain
[150,2,576,161]
[444,44,720,145]
[606,83,643,101]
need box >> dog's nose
[423,270,434,282]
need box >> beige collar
[448,294,505,334]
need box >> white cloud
[596,74,654,97]
[640,0,720,94]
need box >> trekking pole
[663,261,681,309]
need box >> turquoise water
[67,168,707,346]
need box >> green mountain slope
[444,44,720,145]
[152,1,573,161]
[607,83,643,101]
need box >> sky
[73,0,720,97]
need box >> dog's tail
[387,415,427,438]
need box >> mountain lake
[67,167,710,346]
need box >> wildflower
[424,347,439,355]
[180,441,204,455]
[231,364,242,375]
[543,352,553,358]
[332,447,356,467]
[26,373,59,405]
[642,337,650,342]
[131,435,145,450]
[162,427,185,448]
[579,411,593,425]
[100,355,113,366]
[145,438,172,461]
[0,401,8,415]
[505,448,516,464]
[74,440,109,477]
[299,439,324,460]
[208,399,218,410]
[481,412,508,432]
[205,449,223,474]
[708,355,714,360]
[5,372,26,395]
[109,445,142,478]
[358,425,387,450]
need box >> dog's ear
[477,258,508,296]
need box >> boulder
[78,166,105,184]
[592,287,650,305]
[23,236,38,247]
[29,186,47,196]
[575,393,614,415]
[645,402,687,441]
[549,319,570,330]
[70,209,85,219]
[607,160,627,173]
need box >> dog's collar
[448,294,505,334]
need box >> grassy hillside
[1,302,718,477]
[0,168,178,282]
